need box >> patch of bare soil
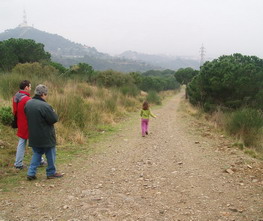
[0,91,262,221]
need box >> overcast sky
[1,0,263,59]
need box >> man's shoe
[15,165,27,170]
[47,173,63,179]
[27,175,37,181]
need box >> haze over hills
[119,51,200,70]
[0,26,200,72]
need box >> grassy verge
[178,98,263,160]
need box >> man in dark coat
[25,84,63,180]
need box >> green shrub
[0,106,13,125]
[120,84,140,97]
[225,108,263,146]
[146,90,162,105]
[203,102,217,113]
[187,54,263,111]
[49,62,67,74]
[254,89,263,110]
[12,62,59,78]
[96,70,134,88]
[225,100,243,109]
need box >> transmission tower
[200,44,205,67]
[18,9,28,27]
[23,10,28,25]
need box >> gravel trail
[1,90,262,221]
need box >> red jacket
[13,91,31,139]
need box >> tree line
[174,54,263,149]
[185,54,263,112]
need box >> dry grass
[0,76,174,174]
[71,130,85,144]
[159,89,178,98]
[179,99,263,159]
[178,98,201,117]
[43,80,143,143]
[209,109,226,129]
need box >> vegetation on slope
[182,54,263,154]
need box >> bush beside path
[0,90,262,220]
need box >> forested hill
[0,27,157,72]
[0,27,103,57]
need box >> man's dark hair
[19,80,31,90]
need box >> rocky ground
[0,91,262,221]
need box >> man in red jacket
[13,80,45,169]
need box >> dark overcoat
[25,96,58,148]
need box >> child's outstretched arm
[150,110,156,118]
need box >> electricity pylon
[200,44,205,67]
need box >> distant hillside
[119,51,200,70]
[0,27,200,72]
[0,27,103,57]
[0,27,157,72]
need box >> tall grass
[0,63,66,101]
[49,92,88,129]
[0,73,25,100]
[104,95,118,113]
[0,68,171,174]
[120,84,140,97]
[225,108,263,147]
[78,83,94,98]
[46,80,145,137]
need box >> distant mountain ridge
[0,27,104,57]
[0,26,199,72]
[119,51,200,70]
[0,27,157,72]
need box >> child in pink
[140,101,156,137]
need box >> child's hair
[142,101,149,110]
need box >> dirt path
[1,91,263,221]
